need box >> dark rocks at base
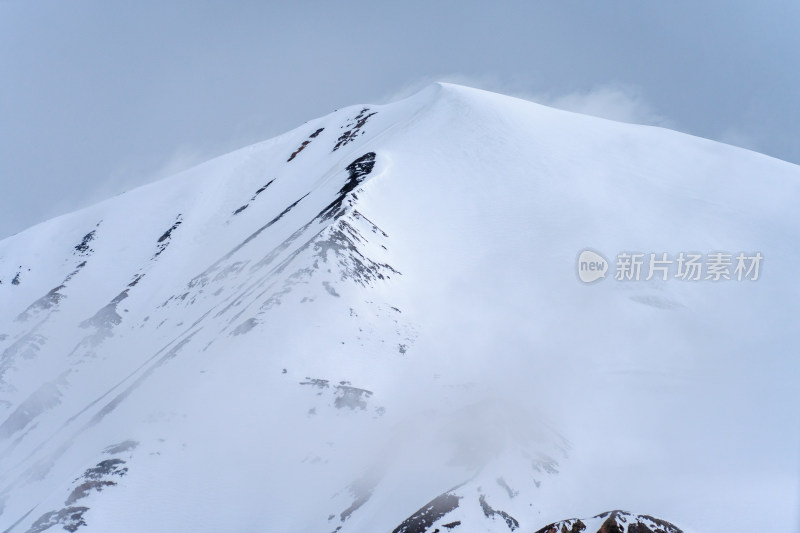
[392,492,462,533]
[534,511,683,533]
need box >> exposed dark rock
[158,218,182,243]
[234,180,276,214]
[16,262,86,322]
[639,515,683,532]
[24,457,130,532]
[26,507,89,533]
[81,458,128,480]
[534,519,587,533]
[318,153,376,221]
[392,492,461,533]
[74,230,96,255]
[313,219,399,286]
[15,285,65,322]
[69,289,132,355]
[288,127,325,161]
[333,109,376,151]
[65,480,116,506]
[80,290,129,332]
[478,494,519,531]
[155,215,183,256]
[251,180,275,199]
[597,514,624,533]
[534,511,682,533]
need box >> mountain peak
[1,84,798,532]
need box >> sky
[1,1,799,239]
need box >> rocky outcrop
[534,510,682,533]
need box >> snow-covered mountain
[1,83,798,533]
[534,510,682,533]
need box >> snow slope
[0,83,798,533]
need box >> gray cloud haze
[1,1,799,237]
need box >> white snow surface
[0,83,798,533]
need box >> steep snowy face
[1,83,799,533]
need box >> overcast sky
[1,1,799,238]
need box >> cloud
[533,83,673,127]
[375,73,507,104]
[379,76,673,130]
[717,126,761,152]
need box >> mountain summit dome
[1,83,798,532]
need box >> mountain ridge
[1,83,798,532]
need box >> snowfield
[0,83,798,533]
